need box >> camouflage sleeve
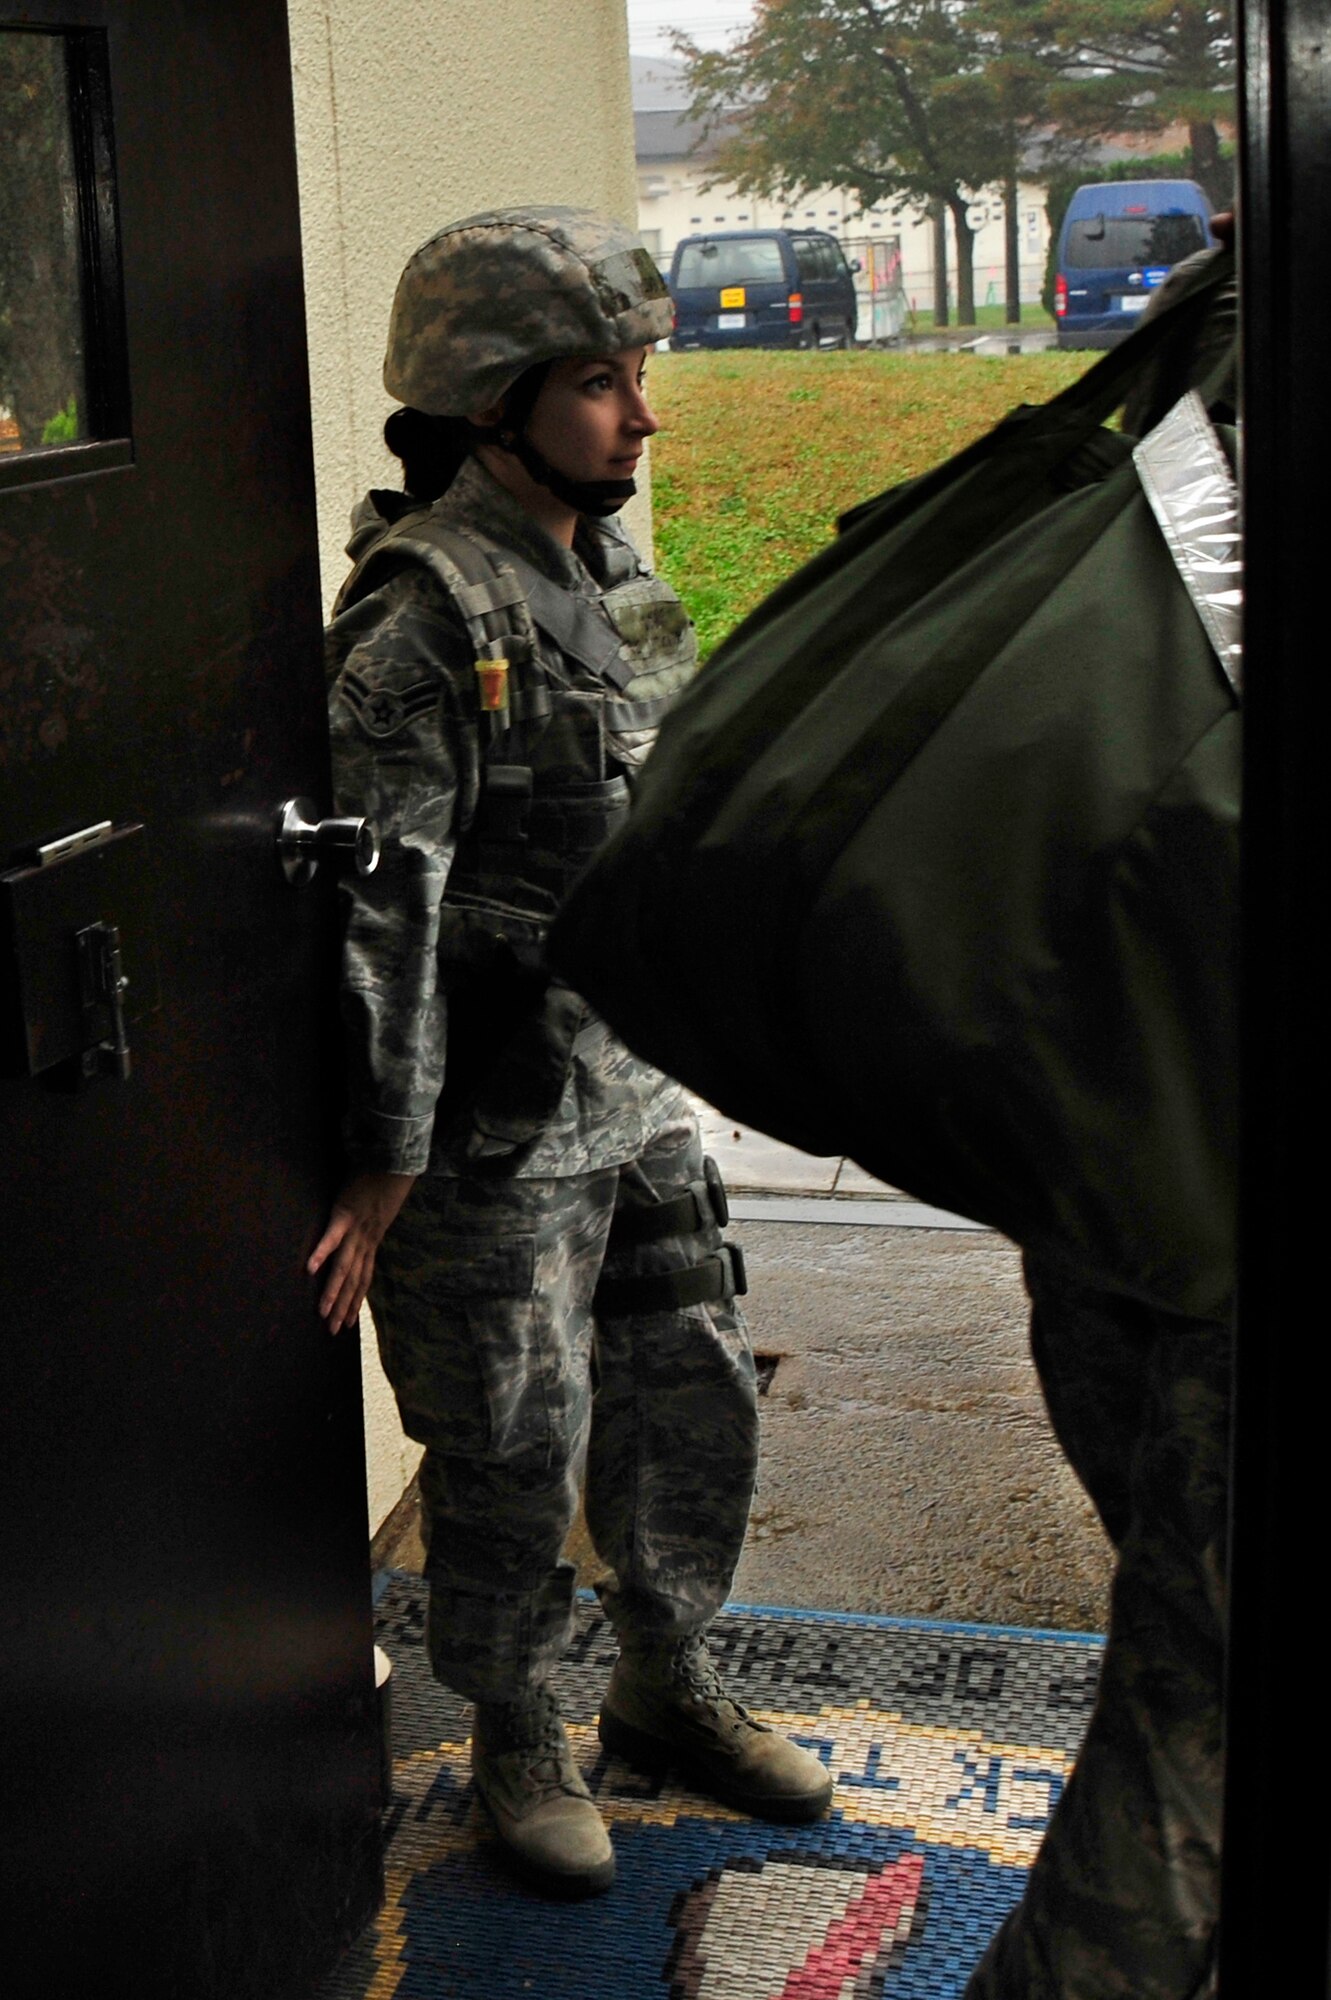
[327,565,480,1175]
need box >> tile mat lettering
[319,1574,1103,1999]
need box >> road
[895,327,1058,356]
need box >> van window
[675,238,786,288]
[793,237,840,282]
[1066,212,1208,270]
[792,237,821,280]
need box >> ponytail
[384,361,553,503]
[383,406,473,503]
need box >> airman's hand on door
[308,1171,416,1334]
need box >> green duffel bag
[551,260,1240,1319]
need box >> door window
[0,28,129,482]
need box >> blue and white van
[1054,180,1216,349]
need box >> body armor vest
[336,501,697,1156]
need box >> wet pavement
[895,327,1058,356]
[691,1105,1112,1634]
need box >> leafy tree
[967,30,1060,320]
[42,396,80,444]
[1001,1,1236,206]
[677,0,1022,326]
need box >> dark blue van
[1054,180,1216,349]
[668,229,858,351]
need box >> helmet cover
[384,205,672,417]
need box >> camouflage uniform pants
[369,1113,758,1703]
[965,1257,1230,2000]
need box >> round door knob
[275,798,380,886]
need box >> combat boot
[471,1684,615,1897]
[598,1634,833,1822]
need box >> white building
[632,54,1050,321]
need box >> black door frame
[1224,0,1331,1989]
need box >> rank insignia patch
[342,669,437,739]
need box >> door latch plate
[1,822,158,1079]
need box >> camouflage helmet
[384,205,672,418]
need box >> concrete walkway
[681,1106,1110,1633]
[695,1099,983,1228]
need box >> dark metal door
[0,5,382,1994]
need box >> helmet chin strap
[502,428,637,519]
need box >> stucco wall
[286,1,643,1533]
[288,0,646,618]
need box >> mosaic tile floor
[321,1575,1103,1999]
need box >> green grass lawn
[647,346,1092,656]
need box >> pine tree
[997,1,1236,204]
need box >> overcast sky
[624,0,755,57]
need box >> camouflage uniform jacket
[326,456,696,1179]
